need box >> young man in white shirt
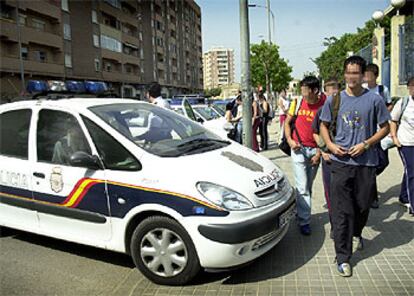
[390,77,414,215]
[147,82,171,109]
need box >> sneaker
[300,224,311,236]
[337,263,352,277]
[353,236,364,251]
[399,201,411,211]
[371,199,379,209]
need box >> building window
[94,58,100,72]
[104,0,120,9]
[34,51,47,62]
[61,0,69,11]
[65,54,72,68]
[100,35,122,52]
[63,23,71,40]
[18,14,26,26]
[105,62,112,72]
[20,47,28,60]
[92,10,98,23]
[93,34,100,47]
[32,19,45,32]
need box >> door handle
[33,172,45,179]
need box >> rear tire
[130,216,200,285]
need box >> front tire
[130,216,200,285]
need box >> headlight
[196,182,253,211]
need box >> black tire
[130,216,200,285]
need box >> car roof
[1,98,149,111]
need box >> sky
[198,0,391,80]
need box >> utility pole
[240,0,252,149]
[267,0,271,44]
[15,0,25,95]
[266,0,274,109]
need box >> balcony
[101,49,123,63]
[102,70,125,82]
[122,33,139,47]
[22,1,61,23]
[0,20,62,50]
[100,24,122,40]
[122,54,140,66]
[157,62,165,71]
[5,0,60,23]
[0,56,64,76]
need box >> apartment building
[0,0,202,102]
[203,47,235,90]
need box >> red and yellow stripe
[1,178,224,212]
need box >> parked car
[0,96,295,285]
[171,99,232,139]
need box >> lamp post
[249,2,276,105]
[248,2,275,44]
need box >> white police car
[0,97,295,285]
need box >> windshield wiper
[177,138,229,148]
[174,138,230,156]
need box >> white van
[0,98,295,285]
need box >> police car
[0,93,295,285]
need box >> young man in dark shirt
[320,56,390,277]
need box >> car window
[193,106,221,121]
[0,109,31,159]
[37,110,91,166]
[82,116,141,171]
[89,103,229,157]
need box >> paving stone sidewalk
[126,120,413,296]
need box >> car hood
[142,142,291,208]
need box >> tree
[315,17,390,82]
[250,41,293,95]
[204,87,221,98]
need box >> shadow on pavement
[4,227,135,268]
[353,184,414,266]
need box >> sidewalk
[130,120,413,296]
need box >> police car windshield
[89,103,229,157]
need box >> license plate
[279,203,296,228]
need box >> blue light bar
[27,80,49,93]
[84,81,108,94]
[65,81,86,93]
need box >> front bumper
[198,190,296,244]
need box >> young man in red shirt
[284,76,326,235]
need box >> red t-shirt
[289,94,326,148]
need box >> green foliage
[204,88,222,97]
[250,41,293,92]
[315,17,391,82]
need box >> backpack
[398,96,410,123]
[278,97,303,156]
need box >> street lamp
[248,2,275,44]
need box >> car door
[32,108,111,243]
[0,108,37,232]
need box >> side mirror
[197,117,204,123]
[70,151,103,170]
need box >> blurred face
[344,63,364,89]
[408,81,414,96]
[364,71,377,85]
[325,85,339,97]
[301,85,318,100]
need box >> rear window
[0,109,32,159]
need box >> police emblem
[50,167,63,193]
